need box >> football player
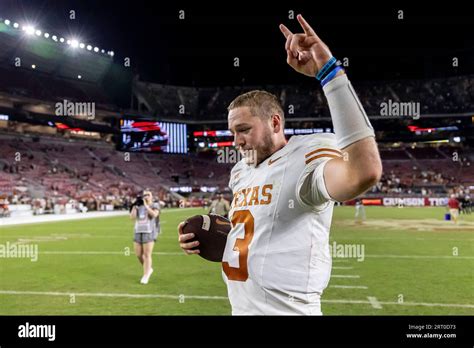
[178,14,382,315]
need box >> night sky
[0,1,473,86]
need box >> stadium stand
[132,75,474,120]
[0,131,472,209]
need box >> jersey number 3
[222,210,254,281]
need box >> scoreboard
[118,117,187,154]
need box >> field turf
[0,206,473,315]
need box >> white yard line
[332,266,354,270]
[365,254,474,260]
[38,251,183,256]
[331,285,368,289]
[0,290,227,300]
[331,275,360,279]
[334,237,474,242]
[1,290,473,309]
[323,299,474,309]
[378,301,474,308]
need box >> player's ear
[271,114,283,133]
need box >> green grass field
[0,206,473,315]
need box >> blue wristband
[316,57,336,81]
[321,66,344,87]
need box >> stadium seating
[0,131,472,208]
[133,75,474,120]
[0,66,113,106]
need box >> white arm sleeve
[323,74,375,149]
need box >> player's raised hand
[279,14,333,77]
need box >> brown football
[182,214,231,262]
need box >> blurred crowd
[137,75,474,120]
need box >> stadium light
[23,26,35,35]
[77,75,82,79]
[6,18,115,56]
[31,64,36,69]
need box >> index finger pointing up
[297,14,318,38]
[279,24,293,39]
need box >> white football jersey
[222,132,342,314]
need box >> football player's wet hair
[228,90,285,128]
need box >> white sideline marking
[1,290,473,309]
[332,266,353,270]
[331,285,368,289]
[365,254,474,260]
[0,207,199,227]
[368,296,383,309]
[0,211,129,227]
[331,275,360,279]
[0,235,164,239]
[380,301,474,308]
[324,299,474,309]
[0,290,227,300]
[335,237,474,242]
[38,251,183,256]
[161,208,204,213]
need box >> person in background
[209,193,230,219]
[354,198,366,224]
[447,194,460,224]
[130,190,160,284]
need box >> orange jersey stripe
[305,153,340,165]
[305,147,342,158]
